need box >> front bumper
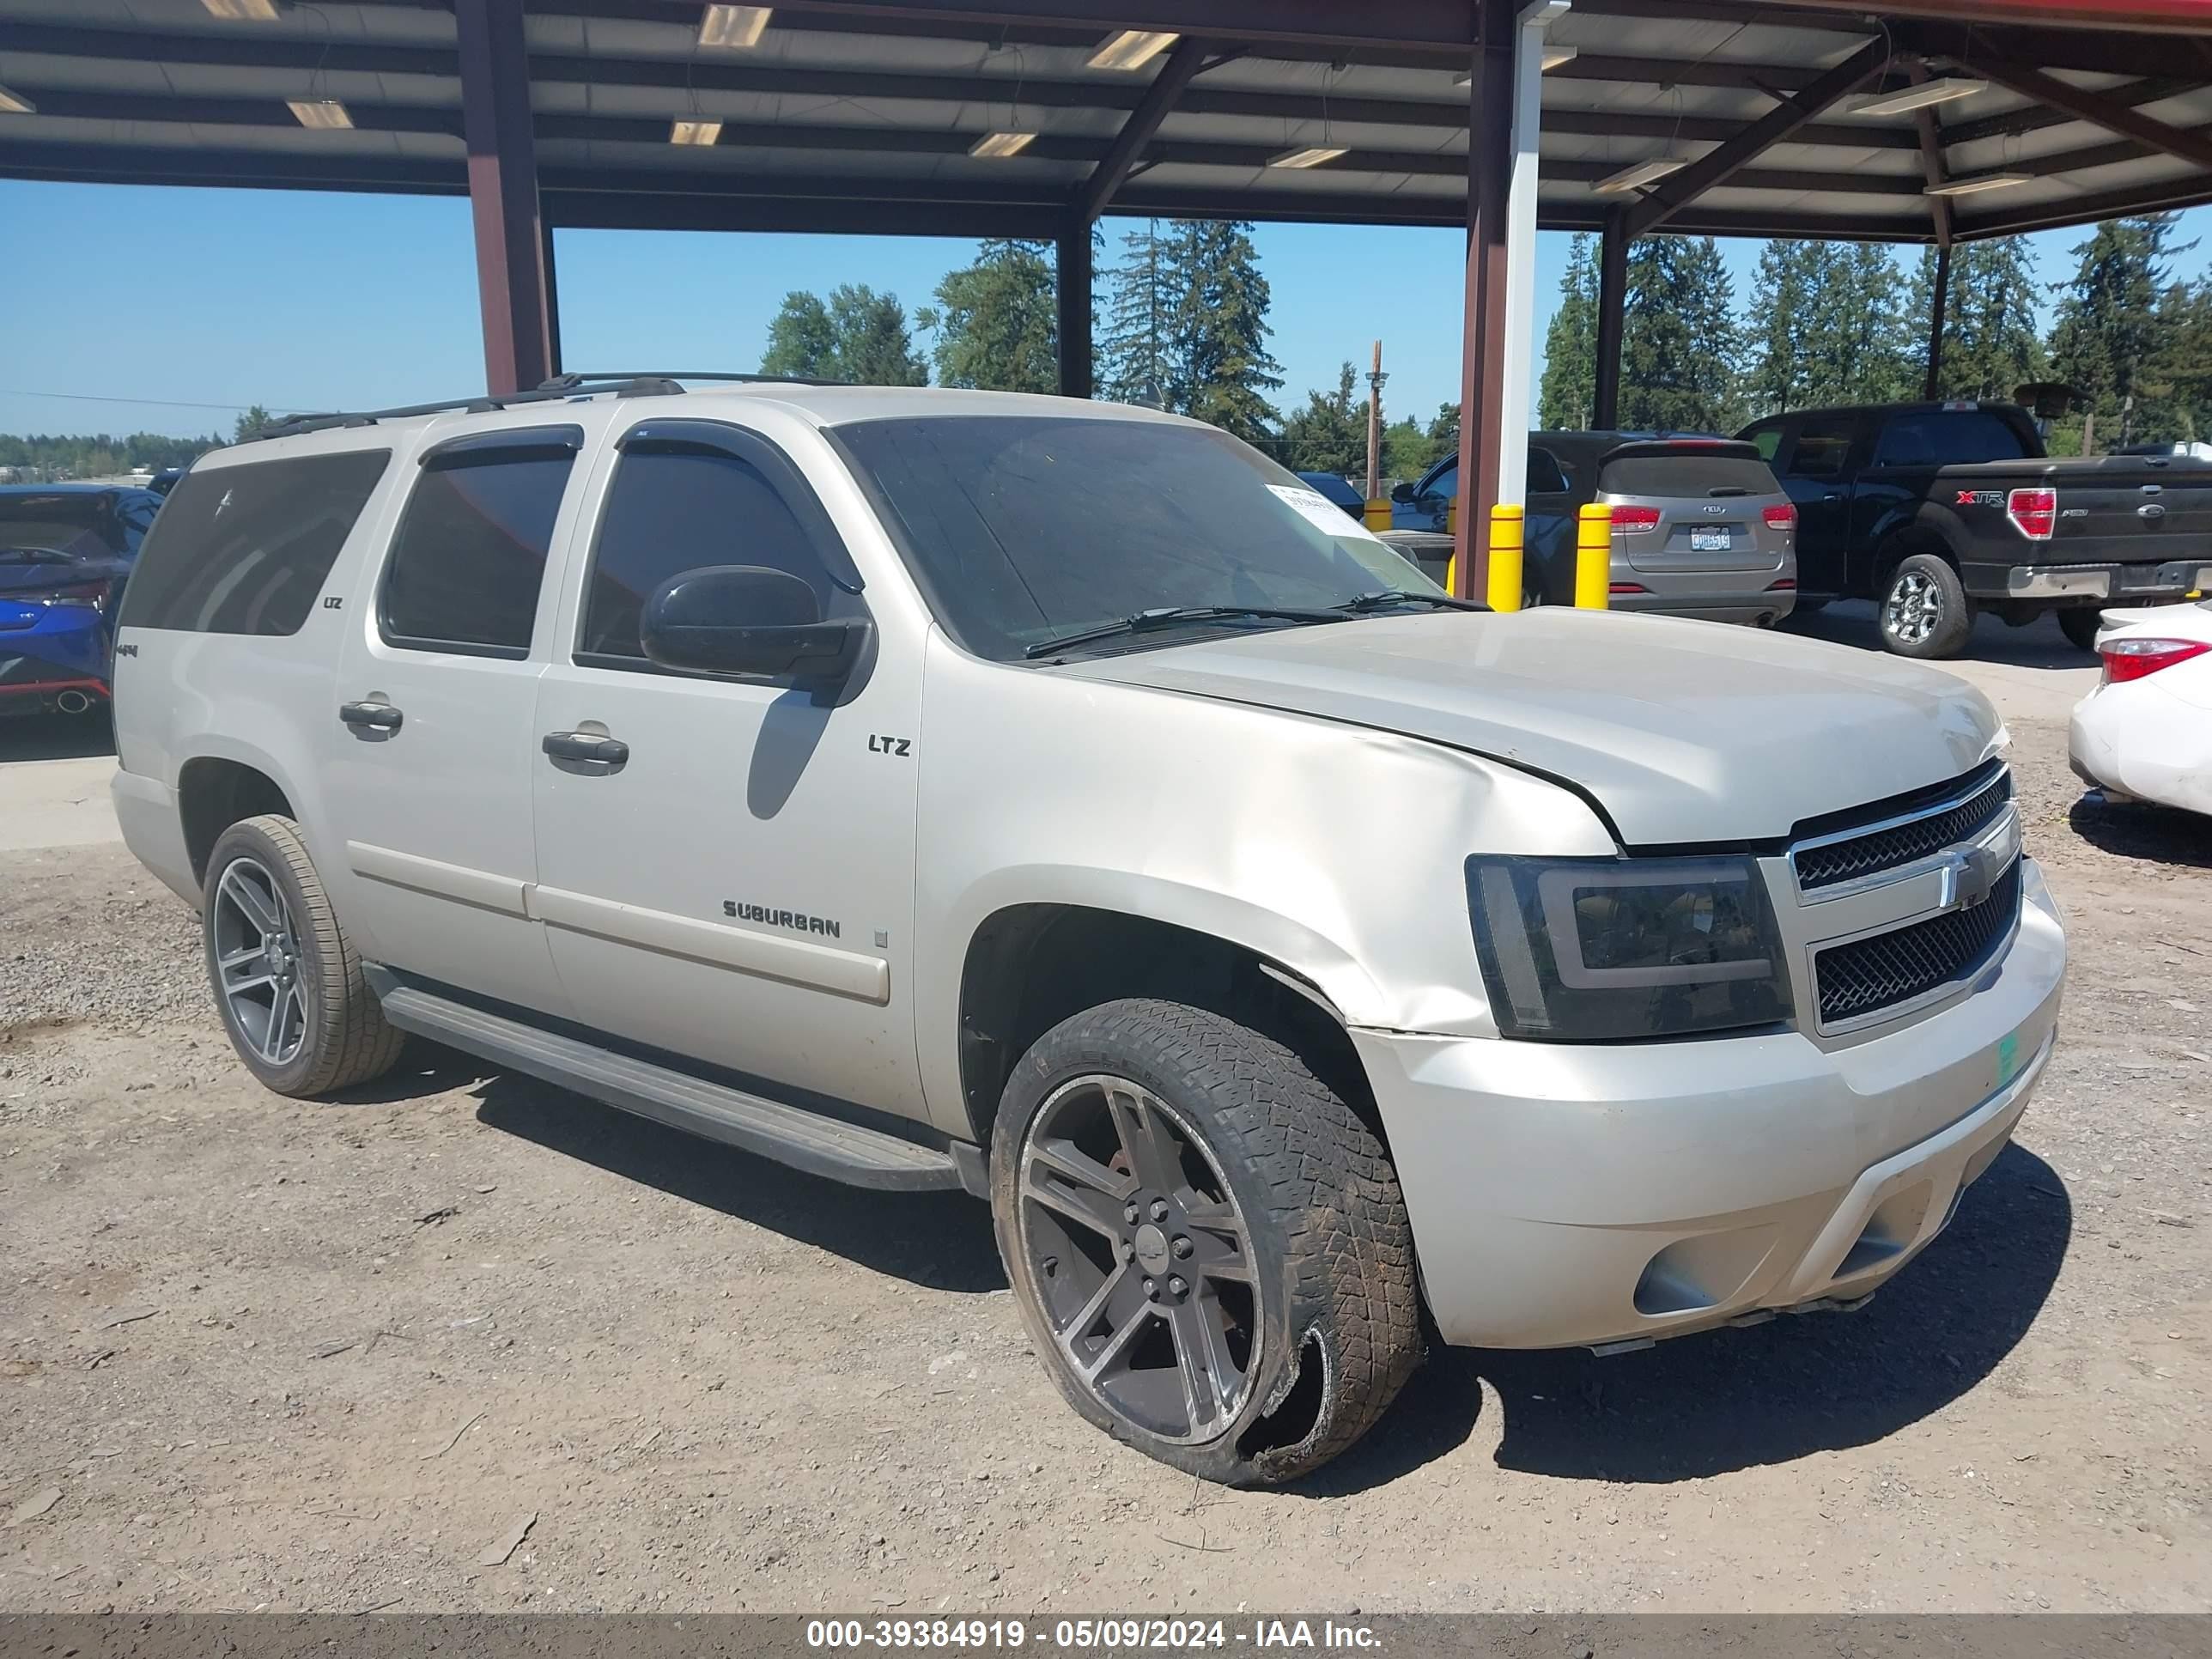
[1352,860,2065,1350]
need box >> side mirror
[1389,481,1417,504]
[640,564,868,684]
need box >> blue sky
[4,179,2209,442]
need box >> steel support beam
[456,0,552,396]
[760,0,1475,51]
[1494,0,1565,512]
[1056,217,1093,399]
[1075,36,1209,223]
[1931,51,2212,173]
[1591,210,1628,431]
[1622,36,1889,238]
[541,220,564,378]
[1453,0,1516,600]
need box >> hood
[1052,610,2002,845]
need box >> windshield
[0,495,129,561]
[833,415,1444,661]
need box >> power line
[0,388,322,414]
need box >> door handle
[542,730,629,769]
[338,701,403,731]
[1821,492,1844,503]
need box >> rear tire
[203,815,404,1098]
[1879,552,1973,659]
[991,999,1420,1486]
[2057,607,2103,653]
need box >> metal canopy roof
[2,0,2209,244]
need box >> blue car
[0,483,162,716]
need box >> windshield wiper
[1024,604,1346,659]
[1337,589,1486,613]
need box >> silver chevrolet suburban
[111,377,2064,1486]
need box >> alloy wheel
[1884,568,1941,645]
[210,856,307,1067]
[1017,1075,1259,1444]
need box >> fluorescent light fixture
[201,0,281,18]
[697,4,771,49]
[0,84,33,114]
[671,118,724,145]
[1457,46,1575,85]
[969,131,1036,157]
[1856,76,1987,118]
[1087,29,1179,71]
[1592,155,1686,194]
[288,99,352,130]
[1268,146,1348,169]
[1923,171,2031,197]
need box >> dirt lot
[1,673,2208,1614]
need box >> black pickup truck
[1736,400,2212,657]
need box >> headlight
[1466,854,1792,1041]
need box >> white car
[2069,599,2212,816]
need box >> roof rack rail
[239,371,845,444]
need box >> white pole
[1496,0,1565,507]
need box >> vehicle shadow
[1783,599,2094,670]
[0,709,116,761]
[2068,793,2212,870]
[465,1067,1008,1296]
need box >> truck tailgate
[1942,456,2212,574]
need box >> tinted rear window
[380,444,574,657]
[119,451,392,635]
[1600,451,1779,497]
[1873,410,2030,467]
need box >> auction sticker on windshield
[1267,483,1389,543]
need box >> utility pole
[1364,340,1387,501]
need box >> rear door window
[1781,416,1858,480]
[1527,447,1570,495]
[380,431,579,658]
[118,450,392,635]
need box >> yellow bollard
[1486,503,1525,612]
[1575,501,1612,610]
[1364,498,1392,533]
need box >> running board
[369,973,969,1193]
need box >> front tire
[990,999,1420,1486]
[1880,552,1973,659]
[203,815,404,1097]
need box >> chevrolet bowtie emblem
[1938,843,2002,912]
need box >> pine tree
[1909,240,2048,404]
[1797,243,1911,406]
[1164,220,1282,441]
[1538,234,1598,429]
[1280,363,1366,476]
[1618,235,1738,432]
[760,293,838,379]
[825,285,928,386]
[2049,215,2191,448]
[1098,221,1176,406]
[234,404,275,442]
[1740,241,1814,418]
[2142,276,2212,441]
[923,240,1060,392]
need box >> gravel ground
[0,712,2206,1615]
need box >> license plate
[1690,528,1732,551]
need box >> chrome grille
[1814,861,2022,1024]
[1793,763,2011,891]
